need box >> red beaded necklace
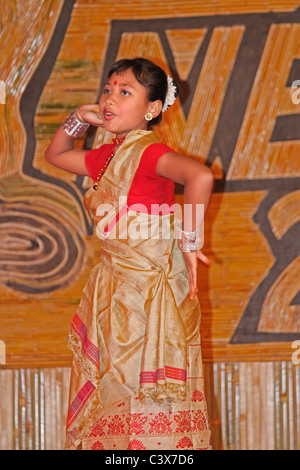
[111,136,126,146]
[92,136,126,190]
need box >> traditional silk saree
[65,130,211,450]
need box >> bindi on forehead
[113,80,118,86]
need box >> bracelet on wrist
[75,107,87,123]
[62,108,90,137]
[177,221,202,252]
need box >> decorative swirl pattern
[0,201,85,294]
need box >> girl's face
[99,68,153,138]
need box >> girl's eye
[121,90,131,96]
[103,88,111,94]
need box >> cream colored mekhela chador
[65,130,211,450]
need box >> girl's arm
[157,152,213,226]
[45,105,103,175]
[157,152,214,299]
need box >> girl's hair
[107,57,169,128]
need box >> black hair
[107,57,176,128]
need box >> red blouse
[85,143,176,214]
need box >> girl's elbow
[197,165,214,187]
[207,167,214,188]
[45,145,52,162]
[45,146,56,164]
[45,150,50,162]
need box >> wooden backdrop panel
[1,362,299,450]
[0,0,300,367]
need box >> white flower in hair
[162,75,178,112]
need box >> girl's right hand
[76,104,104,127]
[45,104,104,175]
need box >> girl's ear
[148,100,163,119]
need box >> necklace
[92,136,126,191]
[111,136,126,146]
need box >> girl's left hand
[182,250,211,299]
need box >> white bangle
[62,108,90,137]
[177,222,202,252]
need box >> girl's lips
[104,109,115,121]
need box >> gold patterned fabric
[65,130,211,450]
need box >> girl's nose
[106,97,114,106]
[105,91,117,106]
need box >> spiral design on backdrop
[0,201,85,294]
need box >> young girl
[45,57,214,450]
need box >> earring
[145,112,153,121]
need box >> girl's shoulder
[84,143,114,179]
